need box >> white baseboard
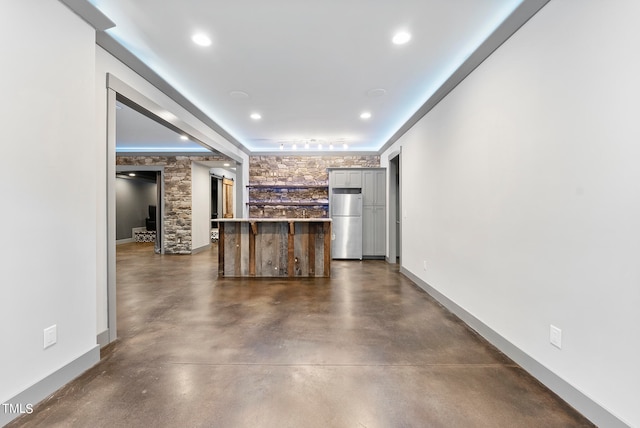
[400,267,629,428]
[191,243,211,254]
[96,330,110,348]
[0,345,100,426]
[116,238,134,245]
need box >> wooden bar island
[217,218,332,277]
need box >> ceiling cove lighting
[192,33,212,47]
[392,31,411,45]
[360,111,372,120]
[250,113,262,120]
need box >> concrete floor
[8,242,593,427]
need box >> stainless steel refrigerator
[331,191,363,259]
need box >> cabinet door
[363,205,386,256]
[362,205,375,255]
[363,170,386,205]
[330,170,348,187]
[330,169,362,188]
[372,206,386,255]
[347,170,362,188]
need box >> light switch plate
[44,325,57,349]
[550,325,562,349]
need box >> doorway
[388,151,401,264]
[115,167,164,254]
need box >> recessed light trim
[392,31,411,45]
[250,113,262,120]
[367,88,387,97]
[229,90,249,99]
[360,111,372,120]
[192,33,212,47]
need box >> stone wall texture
[117,155,225,254]
[249,155,380,218]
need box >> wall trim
[191,243,211,254]
[96,330,110,348]
[400,267,630,428]
[116,238,134,245]
[0,345,100,426]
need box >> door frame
[387,149,401,265]
[105,74,246,344]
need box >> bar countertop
[215,218,331,223]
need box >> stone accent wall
[249,155,380,218]
[116,155,226,254]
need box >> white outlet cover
[44,325,57,349]
[550,325,562,349]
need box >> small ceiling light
[223,163,230,167]
[250,113,262,120]
[180,135,188,141]
[360,111,372,120]
[229,90,249,99]
[392,31,411,45]
[128,173,136,177]
[367,88,387,97]
[192,33,212,47]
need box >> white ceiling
[91,0,527,153]
[116,101,211,153]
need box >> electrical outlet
[44,325,57,349]
[550,325,562,349]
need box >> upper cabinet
[329,169,362,188]
[362,169,386,206]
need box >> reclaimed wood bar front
[217,218,332,277]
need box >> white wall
[383,1,640,426]
[191,163,212,250]
[115,177,157,240]
[0,0,99,415]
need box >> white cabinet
[361,169,386,257]
[330,169,362,188]
[363,205,386,256]
[363,169,386,205]
[329,167,386,259]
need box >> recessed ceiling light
[192,33,212,47]
[223,163,230,167]
[229,90,249,99]
[392,31,411,45]
[360,112,372,120]
[250,113,262,120]
[367,88,387,97]
[180,135,188,141]
[128,173,136,177]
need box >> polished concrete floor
[8,242,593,427]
